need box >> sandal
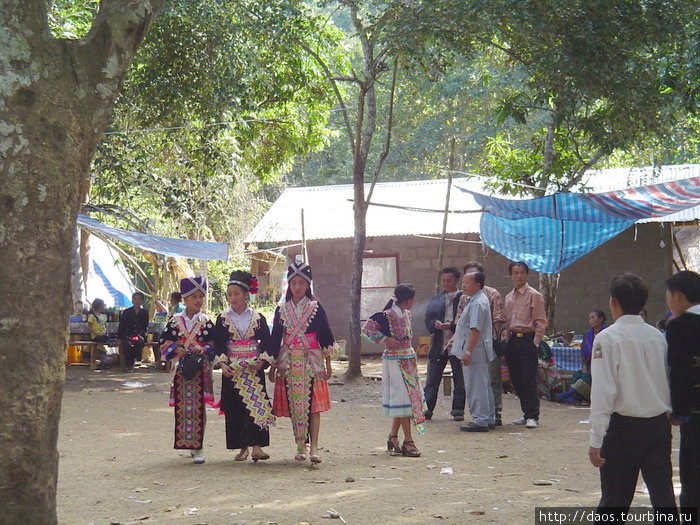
[294,452,307,461]
[401,440,421,458]
[252,451,270,462]
[310,454,322,464]
[387,434,401,454]
[234,449,249,461]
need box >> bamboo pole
[436,138,456,294]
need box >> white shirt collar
[227,305,251,317]
[181,310,202,332]
[685,304,700,316]
[391,303,406,318]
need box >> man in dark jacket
[117,291,149,372]
[423,267,465,421]
[665,270,700,514]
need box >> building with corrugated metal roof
[245,165,700,347]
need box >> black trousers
[423,353,465,416]
[598,413,678,516]
[121,337,144,368]
[679,413,700,513]
[505,335,539,420]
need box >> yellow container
[416,336,431,357]
[66,344,82,364]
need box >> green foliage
[48,0,97,39]
[89,0,345,262]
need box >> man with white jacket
[589,272,677,519]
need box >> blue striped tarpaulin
[77,214,229,261]
[461,176,700,274]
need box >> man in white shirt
[589,272,677,518]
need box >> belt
[510,331,534,338]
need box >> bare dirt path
[57,360,679,525]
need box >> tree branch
[366,57,398,205]
[300,42,356,153]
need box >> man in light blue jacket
[451,271,496,431]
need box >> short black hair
[465,270,485,289]
[463,260,484,273]
[666,270,700,303]
[170,292,182,302]
[591,309,606,324]
[610,272,648,315]
[441,267,461,280]
[132,291,145,300]
[508,261,529,275]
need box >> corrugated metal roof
[245,178,485,243]
[245,165,700,244]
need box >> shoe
[193,449,205,464]
[525,418,538,428]
[295,447,307,461]
[424,411,433,420]
[460,422,489,432]
[453,414,465,421]
[401,440,421,457]
[512,417,526,425]
[234,449,249,461]
[495,414,502,426]
[387,434,401,454]
[251,451,270,462]
[310,454,322,464]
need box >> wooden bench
[69,341,115,371]
[442,372,453,396]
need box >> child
[87,298,109,343]
[213,270,275,462]
[160,275,216,464]
[169,292,185,317]
[269,255,338,463]
[362,284,426,457]
[87,298,109,365]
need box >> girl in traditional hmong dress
[213,270,275,462]
[362,284,426,458]
[269,256,338,464]
[160,275,216,464]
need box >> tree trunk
[347,188,368,379]
[0,2,163,522]
[539,272,559,333]
[71,228,86,315]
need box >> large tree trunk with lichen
[0,1,163,522]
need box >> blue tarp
[459,176,700,274]
[77,214,229,260]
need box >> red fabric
[272,376,330,416]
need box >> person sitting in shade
[556,309,606,404]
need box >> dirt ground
[57,359,681,525]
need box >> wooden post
[301,208,309,263]
[436,138,456,294]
